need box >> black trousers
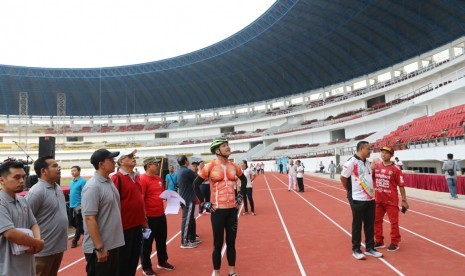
[199,184,211,213]
[243,188,254,213]
[297,177,304,192]
[211,208,238,270]
[181,202,196,244]
[141,215,168,270]
[118,226,142,276]
[85,247,120,276]
[351,200,375,250]
[71,208,84,243]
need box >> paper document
[160,190,186,215]
[142,228,152,239]
[11,228,33,255]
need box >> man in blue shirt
[165,165,178,191]
[69,165,86,248]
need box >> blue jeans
[446,178,457,197]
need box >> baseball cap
[143,157,162,165]
[90,149,120,166]
[381,146,394,155]
[115,149,137,161]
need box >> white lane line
[303,176,465,227]
[303,175,465,212]
[210,205,244,276]
[272,175,404,276]
[59,213,204,273]
[405,197,465,212]
[278,175,465,258]
[263,175,307,276]
[58,257,85,273]
[137,213,205,271]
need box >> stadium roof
[1,0,465,116]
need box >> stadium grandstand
[1,1,465,274]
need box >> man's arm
[85,215,108,262]
[3,227,44,254]
[193,175,205,202]
[238,174,247,197]
[340,175,349,191]
[399,187,409,209]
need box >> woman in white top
[241,160,256,216]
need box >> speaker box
[38,136,56,159]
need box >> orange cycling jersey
[199,159,243,209]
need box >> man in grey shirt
[0,160,44,276]
[442,153,461,199]
[25,156,68,276]
[82,149,125,276]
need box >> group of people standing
[287,159,305,192]
[0,156,68,276]
[340,141,409,260]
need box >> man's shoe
[143,268,157,276]
[71,241,78,248]
[191,238,201,244]
[180,242,198,249]
[374,242,385,249]
[352,248,365,260]
[364,248,383,258]
[387,244,399,252]
[157,262,175,270]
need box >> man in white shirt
[340,141,383,260]
[328,161,336,179]
[287,160,297,191]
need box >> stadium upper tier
[1,0,465,116]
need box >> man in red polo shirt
[372,146,409,252]
[112,149,148,276]
[139,157,175,276]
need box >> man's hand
[96,249,108,263]
[27,239,44,254]
[201,202,215,213]
[235,194,243,208]
[401,200,409,210]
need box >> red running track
[57,173,465,275]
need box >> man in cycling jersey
[193,138,247,276]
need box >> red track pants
[374,202,401,245]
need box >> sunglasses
[121,153,135,160]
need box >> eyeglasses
[121,153,135,160]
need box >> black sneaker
[157,262,175,270]
[143,268,157,276]
[374,242,385,249]
[71,241,78,248]
[387,244,399,251]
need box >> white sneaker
[180,242,198,249]
[352,249,365,260]
[364,248,383,258]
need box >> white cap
[115,149,137,161]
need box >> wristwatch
[94,246,104,253]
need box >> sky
[0,0,276,68]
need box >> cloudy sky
[0,0,276,68]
